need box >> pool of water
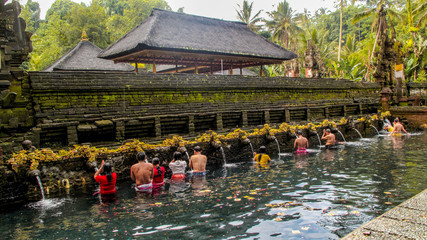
[2,133,426,239]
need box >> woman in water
[253,146,271,168]
[152,157,165,191]
[94,160,117,202]
[169,152,187,180]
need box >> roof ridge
[44,41,83,71]
[152,8,247,26]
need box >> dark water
[2,133,426,239]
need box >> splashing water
[353,128,363,138]
[249,142,254,157]
[336,129,347,142]
[273,137,281,159]
[315,132,322,146]
[185,151,191,160]
[219,147,227,165]
[36,176,45,200]
[371,125,380,135]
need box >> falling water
[371,125,380,135]
[336,130,347,142]
[185,151,191,160]
[249,142,255,157]
[35,176,45,200]
[273,137,281,157]
[353,128,363,138]
[315,132,322,146]
[219,147,227,165]
[94,167,99,172]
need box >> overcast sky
[28,0,336,21]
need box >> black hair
[102,162,113,182]
[257,146,266,162]
[173,151,182,160]
[193,146,202,152]
[152,157,160,165]
[152,157,163,178]
[394,118,399,123]
[297,131,303,136]
[136,152,146,161]
[326,129,331,133]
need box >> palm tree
[265,0,302,49]
[235,0,263,32]
[413,0,427,27]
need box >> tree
[235,0,263,32]
[265,0,302,48]
[20,0,41,33]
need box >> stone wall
[28,72,381,147]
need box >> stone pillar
[285,109,291,122]
[264,110,270,124]
[188,115,195,134]
[306,108,311,121]
[242,111,248,127]
[324,107,329,119]
[32,127,41,148]
[343,105,347,117]
[154,117,161,138]
[359,103,363,114]
[115,120,125,141]
[216,113,223,131]
[67,125,78,145]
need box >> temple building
[43,38,134,72]
[99,9,297,75]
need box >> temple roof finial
[81,29,89,41]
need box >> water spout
[185,151,191,161]
[336,129,347,142]
[219,147,227,165]
[371,125,380,135]
[249,142,255,157]
[353,128,363,138]
[315,132,322,146]
[273,137,281,159]
[36,176,45,200]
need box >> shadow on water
[1,133,426,239]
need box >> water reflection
[1,134,426,239]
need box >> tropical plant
[265,0,303,48]
[235,0,263,32]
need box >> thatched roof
[43,40,134,72]
[99,9,297,70]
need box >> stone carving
[304,39,324,78]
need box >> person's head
[22,140,32,150]
[326,129,331,134]
[193,146,202,153]
[152,157,160,166]
[394,118,399,123]
[136,152,146,162]
[173,151,182,161]
[102,162,113,182]
[258,146,267,154]
[297,131,303,136]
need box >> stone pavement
[342,189,427,239]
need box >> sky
[30,0,336,21]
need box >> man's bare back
[189,154,207,173]
[322,130,336,146]
[294,137,308,149]
[131,162,153,185]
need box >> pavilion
[43,39,134,72]
[98,9,297,75]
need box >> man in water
[390,118,409,137]
[189,146,207,175]
[321,129,336,149]
[131,152,154,192]
[294,131,309,154]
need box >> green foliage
[24,0,170,71]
